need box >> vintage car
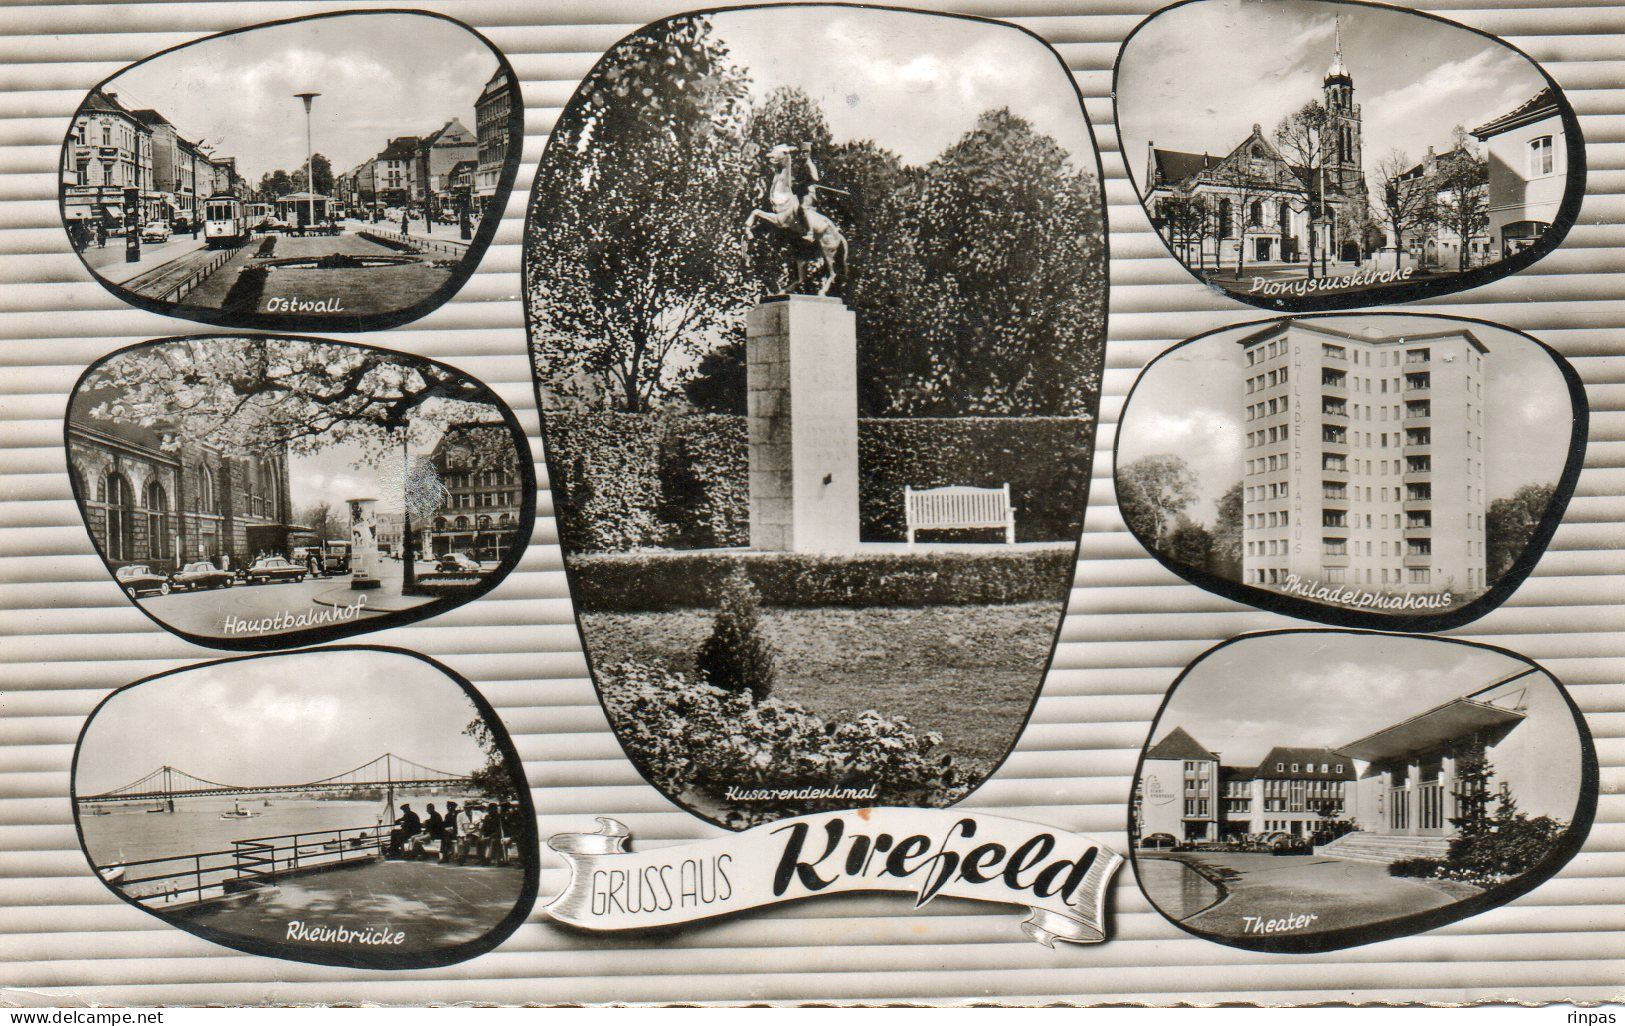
[169,561,234,591]
[114,564,170,598]
[1137,833,1178,851]
[140,220,172,243]
[240,556,308,585]
[434,551,484,573]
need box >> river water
[78,797,443,868]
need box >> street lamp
[294,92,321,230]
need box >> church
[1143,20,1372,271]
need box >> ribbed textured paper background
[0,0,1620,1006]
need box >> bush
[695,568,777,701]
[568,547,1075,611]
[545,412,1092,551]
[1388,857,1446,878]
[1446,811,1565,881]
[600,659,974,828]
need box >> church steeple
[1325,15,1351,85]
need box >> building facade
[1338,670,1557,841]
[1144,21,1370,269]
[376,137,419,208]
[1237,319,1490,600]
[416,118,478,210]
[1137,728,1355,842]
[63,89,154,227]
[1393,144,1493,270]
[68,399,294,573]
[423,424,523,562]
[1472,87,1567,259]
[474,70,512,216]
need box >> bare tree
[1433,126,1490,272]
[1274,101,1332,279]
[1373,150,1436,273]
[1156,190,1208,269]
[1207,161,1270,277]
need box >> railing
[361,228,470,259]
[93,823,386,909]
[152,247,234,305]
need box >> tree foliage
[462,716,518,800]
[1433,126,1490,272]
[1374,149,1436,271]
[528,14,753,413]
[1273,101,1331,276]
[694,566,777,701]
[80,338,505,465]
[1486,482,1557,579]
[1117,453,1200,546]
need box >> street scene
[1118,0,1574,301]
[74,650,533,967]
[68,336,528,644]
[60,11,517,325]
[1131,633,1587,948]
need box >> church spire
[1326,14,1349,81]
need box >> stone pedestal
[348,497,382,590]
[746,295,860,553]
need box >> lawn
[580,599,1064,771]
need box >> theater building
[67,390,294,573]
[1472,87,1567,259]
[423,424,523,562]
[1237,319,1489,600]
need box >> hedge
[566,548,1076,611]
[546,412,1092,552]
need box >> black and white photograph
[1115,314,1581,628]
[526,6,1106,828]
[59,10,521,331]
[1116,0,1582,308]
[67,335,533,648]
[1130,632,1594,951]
[72,649,535,968]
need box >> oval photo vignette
[71,647,539,970]
[58,9,523,332]
[1113,0,1586,311]
[1115,312,1585,631]
[1130,630,1597,954]
[66,333,536,651]
[525,4,1108,830]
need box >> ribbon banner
[546,808,1123,946]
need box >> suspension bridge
[76,753,472,811]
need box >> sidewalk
[81,233,210,285]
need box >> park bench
[904,483,1016,546]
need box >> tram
[203,192,250,248]
[246,202,274,229]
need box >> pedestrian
[95,219,107,248]
[400,210,409,236]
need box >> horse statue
[743,143,848,296]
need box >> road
[134,560,488,639]
[80,232,210,285]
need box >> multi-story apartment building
[63,89,153,227]
[423,424,523,563]
[474,69,512,216]
[376,137,419,208]
[415,118,477,210]
[1237,319,1489,602]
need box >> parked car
[115,564,170,598]
[1138,833,1178,851]
[140,220,172,243]
[241,556,308,585]
[169,561,234,591]
[434,551,483,573]
[321,541,352,575]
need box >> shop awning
[1338,698,1525,763]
